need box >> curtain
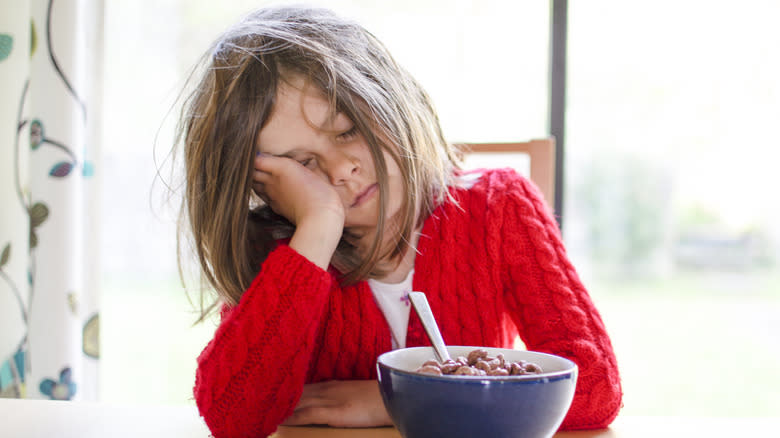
[1,0,102,401]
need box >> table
[271,417,780,438]
[1,398,778,437]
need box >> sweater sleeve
[492,170,623,430]
[193,244,333,438]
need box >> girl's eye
[337,126,358,141]
[297,158,314,168]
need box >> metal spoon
[408,291,452,363]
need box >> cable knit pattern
[194,168,622,438]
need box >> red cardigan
[194,168,622,437]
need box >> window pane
[566,0,780,416]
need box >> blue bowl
[377,346,577,438]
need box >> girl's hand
[253,153,345,269]
[253,153,345,228]
[282,380,393,428]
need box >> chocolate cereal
[414,348,543,376]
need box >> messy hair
[175,6,461,317]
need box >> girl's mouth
[351,183,378,207]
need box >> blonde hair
[175,6,461,317]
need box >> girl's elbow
[561,373,623,430]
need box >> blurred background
[100,0,779,417]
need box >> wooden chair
[459,138,556,209]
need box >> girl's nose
[326,152,360,185]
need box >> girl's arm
[495,171,622,430]
[195,153,347,437]
[193,244,334,438]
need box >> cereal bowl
[376,346,577,438]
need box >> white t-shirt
[368,269,414,349]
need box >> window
[565,0,780,416]
[102,1,779,417]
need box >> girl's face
[256,77,404,234]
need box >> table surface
[1,398,778,438]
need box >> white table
[1,398,778,438]
[1,398,209,437]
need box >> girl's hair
[175,6,461,317]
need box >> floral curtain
[1,0,102,401]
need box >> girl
[176,6,622,438]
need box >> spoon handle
[408,291,452,363]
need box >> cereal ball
[417,365,443,376]
[467,349,488,365]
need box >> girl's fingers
[282,406,335,426]
[252,183,270,204]
[300,381,321,397]
[294,382,338,410]
[253,169,271,183]
[254,151,287,173]
[293,395,337,410]
[252,181,264,194]
[254,153,300,184]
[283,385,339,426]
[253,151,267,169]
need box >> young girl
[176,6,622,438]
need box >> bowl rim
[376,346,578,382]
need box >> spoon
[408,291,452,363]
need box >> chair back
[460,138,556,208]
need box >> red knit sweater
[194,168,622,437]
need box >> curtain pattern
[1,0,102,401]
